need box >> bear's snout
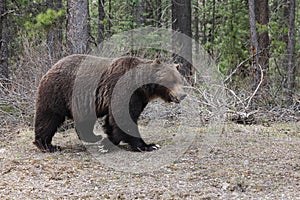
[170,92,187,103]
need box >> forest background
[0,0,299,129]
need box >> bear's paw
[33,141,62,153]
[134,143,160,152]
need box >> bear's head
[149,59,187,103]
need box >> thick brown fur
[33,54,186,152]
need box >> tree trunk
[248,0,259,65]
[46,0,63,65]
[108,0,112,35]
[98,0,105,45]
[210,0,215,47]
[286,0,296,104]
[201,0,207,45]
[255,0,269,71]
[172,0,193,82]
[194,1,199,59]
[0,0,8,79]
[66,0,90,54]
[281,0,289,45]
[248,0,270,100]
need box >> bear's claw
[134,143,160,152]
[33,141,61,153]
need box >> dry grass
[0,122,300,199]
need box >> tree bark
[0,0,8,79]
[108,0,112,35]
[98,0,105,45]
[172,0,193,82]
[66,0,90,54]
[248,0,259,65]
[194,1,199,59]
[201,0,207,45]
[255,0,269,71]
[286,0,296,104]
[248,0,269,98]
[210,0,215,47]
[281,0,289,45]
[46,0,63,65]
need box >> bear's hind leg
[34,112,65,152]
[102,115,122,145]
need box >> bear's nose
[180,94,187,100]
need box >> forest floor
[1,121,300,199]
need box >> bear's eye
[170,80,178,86]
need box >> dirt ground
[1,121,300,199]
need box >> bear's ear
[174,63,180,71]
[152,58,161,65]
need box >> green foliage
[7,0,44,27]
[256,23,268,34]
[198,0,250,74]
[35,9,65,29]
[3,0,300,101]
[25,9,65,35]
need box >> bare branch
[1,10,15,17]
[246,64,264,109]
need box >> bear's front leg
[108,94,160,152]
[109,123,160,152]
[34,111,64,152]
[127,95,160,151]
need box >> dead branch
[245,64,264,109]
[1,10,15,17]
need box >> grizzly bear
[33,54,186,152]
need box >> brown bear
[33,54,186,152]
